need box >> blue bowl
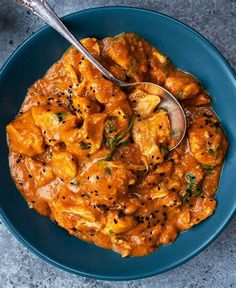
[0,6,235,281]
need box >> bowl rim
[0,6,235,281]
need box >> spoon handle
[15,0,123,86]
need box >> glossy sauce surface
[6,33,228,256]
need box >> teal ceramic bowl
[0,6,235,281]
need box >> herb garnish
[182,172,202,205]
[215,144,221,159]
[162,62,169,73]
[104,166,112,176]
[160,143,169,157]
[70,179,80,185]
[79,141,91,150]
[104,115,135,160]
[177,89,183,99]
[55,111,66,122]
[201,164,213,171]
[185,172,196,184]
[104,116,118,134]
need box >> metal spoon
[15,0,186,149]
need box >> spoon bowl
[123,82,186,149]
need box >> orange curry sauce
[6,33,228,256]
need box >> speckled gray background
[0,0,235,287]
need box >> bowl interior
[0,7,236,280]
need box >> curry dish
[6,33,228,257]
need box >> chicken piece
[132,110,172,164]
[78,59,102,80]
[46,51,80,87]
[150,185,169,199]
[165,70,201,100]
[117,196,141,215]
[128,88,161,118]
[63,113,106,157]
[80,161,136,206]
[86,78,126,104]
[50,151,77,180]
[6,110,44,157]
[65,39,102,80]
[50,186,103,231]
[176,208,191,230]
[59,46,82,79]
[182,91,211,107]
[155,161,174,175]
[105,33,148,81]
[31,105,78,146]
[148,48,173,85]
[23,58,80,112]
[72,95,101,118]
[159,225,177,244]
[135,94,160,118]
[188,116,228,166]
[189,197,216,224]
[77,38,102,80]
[102,210,136,235]
[24,157,55,188]
[138,161,174,194]
[105,99,132,130]
[80,37,101,58]
[153,191,182,208]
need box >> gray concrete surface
[0,0,235,287]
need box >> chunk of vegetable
[132,110,172,165]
